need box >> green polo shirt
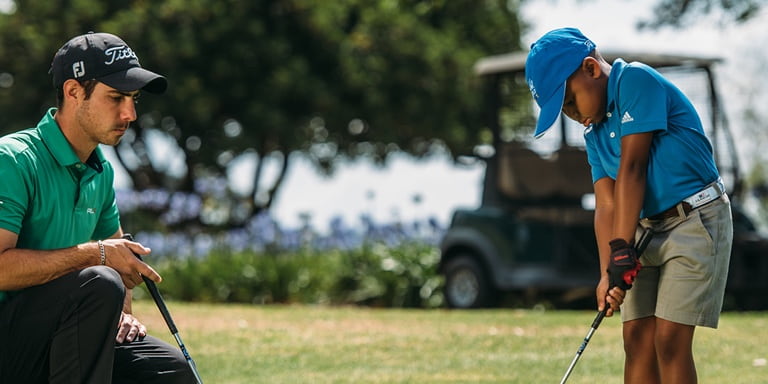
[0,108,121,303]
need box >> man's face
[561,60,606,127]
[74,82,139,147]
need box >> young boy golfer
[525,27,733,383]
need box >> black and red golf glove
[607,238,642,290]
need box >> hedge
[135,241,445,308]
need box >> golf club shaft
[122,234,204,384]
[559,228,653,384]
[142,275,204,384]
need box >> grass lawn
[132,301,767,383]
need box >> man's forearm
[0,243,101,290]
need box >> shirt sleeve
[0,146,31,235]
[585,130,608,183]
[616,65,668,136]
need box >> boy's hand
[607,239,642,290]
[596,276,626,317]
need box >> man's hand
[100,239,162,289]
[607,238,642,290]
[116,312,147,343]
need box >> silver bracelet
[97,240,106,265]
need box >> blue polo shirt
[584,59,720,217]
[0,108,121,303]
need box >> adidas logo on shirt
[621,111,634,124]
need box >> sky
[269,150,484,232]
[265,0,768,232]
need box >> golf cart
[438,51,768,310]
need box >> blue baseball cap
[525,28,595,138]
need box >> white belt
[683,178,725,209]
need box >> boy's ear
[581,57,602,79]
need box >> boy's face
[561,58,607,127]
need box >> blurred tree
[638,0,765,28]
[0,0,522,229]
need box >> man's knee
[13,266,125,316]
[77,266,125,307]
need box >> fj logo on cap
[72,61,85,78]
[104,45,138,65]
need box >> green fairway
[133,301,767,383]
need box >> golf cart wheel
[444,254,496,308]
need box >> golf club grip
[635,227,653,256]
[595,228,654,326]
[592,307,608,328]
[121,234,179,334]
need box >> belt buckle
[648,203,683,220]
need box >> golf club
[122,233,205,384]
[559,227,653,384]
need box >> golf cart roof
[474,51,723,76]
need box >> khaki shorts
[620,194,733,328]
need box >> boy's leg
[655,319,696,383]
[113,334,196,384]
[629,195,731,384]
[621,252,662,384]
[623,317,660,384]
[0,266,125,384]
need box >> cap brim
[98,67,168,94]
[533,82,566,139]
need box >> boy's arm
[595,128,653,316]
[594,177,617,314]
[613,132,653,242]
[594,177,615,276]
[593,131,653,316]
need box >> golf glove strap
[607,239,641,290]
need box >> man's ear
[61,79,83,103]
[581,57,602,79]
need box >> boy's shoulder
[611,59,663,84]
[608,59,668,100]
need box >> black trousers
[0,267,196,384]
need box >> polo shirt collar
[38,108,105,173]
[605,58,630,116]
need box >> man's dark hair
[55,79,99,108]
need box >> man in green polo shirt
[0,32,195,383]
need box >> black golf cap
[51,32,167,94]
